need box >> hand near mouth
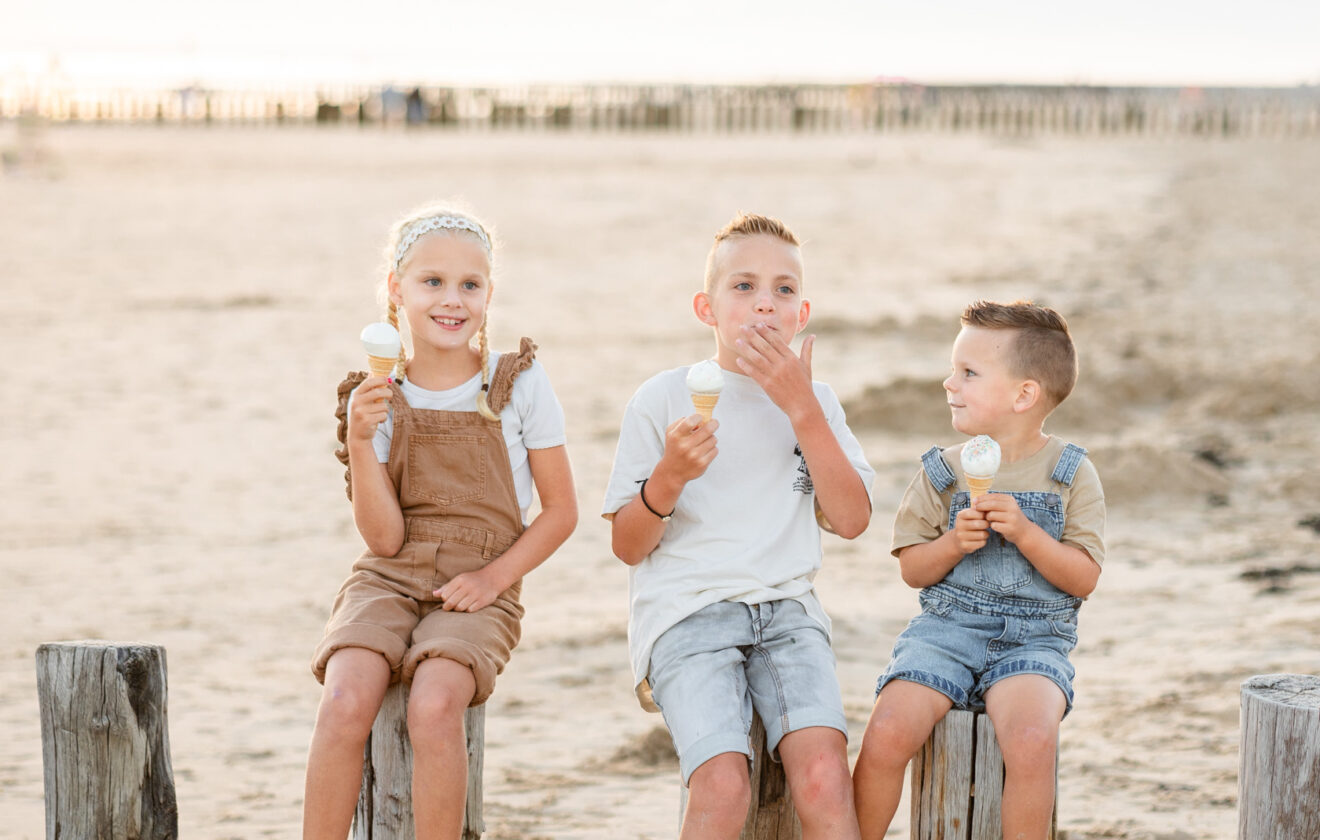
[735,323,817,421]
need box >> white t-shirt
[350,352,566,523]
[601,365,875,705]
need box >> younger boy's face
[694,234,809,372]
[944,325,1029,437]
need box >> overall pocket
[950,491,1064,595]
[406,433,488,507]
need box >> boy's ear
[796,298,811,332]
[693,291,717,326]
[1013,379,1043,414]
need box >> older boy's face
[944,325,1025,436]
[694,234,809,371]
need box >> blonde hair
[381,202,500,420]
[703,212,801,292]
[962,299,1078,409]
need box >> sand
[1,123,1318,839]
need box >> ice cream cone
[366,356,395,405]
[967,474,993,500]
[691,392,719,421]
[366,354,395,378]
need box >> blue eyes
[423,278,481,290]
[732,282,796,294]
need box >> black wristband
[638,478,674,522]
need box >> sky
[4,1,1319,91]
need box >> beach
[1,123,1317,839]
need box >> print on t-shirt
[792,444,813,494]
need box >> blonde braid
[475,315,499,420]
[386,300,407,381]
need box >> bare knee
[858,709,928,772]
[315,682,382,743]
[787,749,853,820]
[406,688,468,748]
[686,756,752,829]
[998,722,1058,772]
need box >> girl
[304,204,578,840]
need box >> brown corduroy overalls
[312,338,538,706]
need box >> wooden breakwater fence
[31,641,1320,839]
[4,82,1319,138]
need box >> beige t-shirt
[891,435,1105,566]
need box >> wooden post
[1239,673,1320,839]
[354,682,485,840]
[680,712,801,840]
[35,641,178,840]
[910,709,1056,840]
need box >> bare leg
[407,657,478,840]
[852,681,953,840]
[681,752,752,840]
[984,675,1065,840]
[777,726,860,840]
[303,648,391,840]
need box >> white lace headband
[393,215,492,270]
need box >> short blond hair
[962,299,1078,409]
[704,212,801,291]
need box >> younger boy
[852,300,1104,840]
[603,213,875,840]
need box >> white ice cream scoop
[686,360,724,421]
[960,435,1001,499]
[685,359,725,395]
[360,322,402,386]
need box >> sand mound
[611,726,677,768]
[1087,444,1230,507]
[581,726,678,777]
[1192,369,1317,421]
[842,377,951,433]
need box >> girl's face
[388,232,491,356]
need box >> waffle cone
[690,392,719,421]
[966,474,994,500]
[366,355,395,378]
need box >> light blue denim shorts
[876,592,1079,715]
[648,599,848,785]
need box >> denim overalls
[877,442,1089,712]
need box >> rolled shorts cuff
[875,669,970,708]
[762,706,850,758]
[980,658,1075,715]
[678,732,755,787]
[403,638,498,706]
[311,622,408,683]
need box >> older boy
[852,300,1105,840]
[603,213,874,840]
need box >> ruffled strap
[334,371,370,500]
[486,337,538,415]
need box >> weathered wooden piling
[1239,673,1320,839]
[354,682,485,840]
[35,641,178,840]
[909,709,1056,840]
